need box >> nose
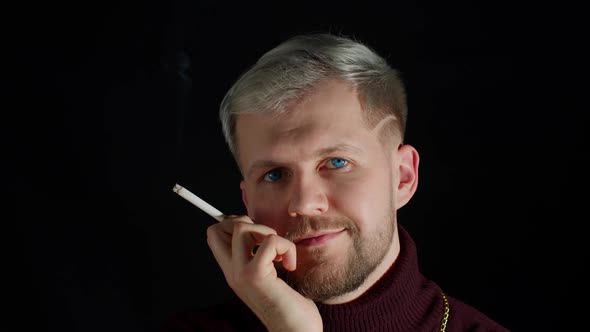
[287,175,329,217]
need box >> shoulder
[159,297,265,332]
[445,296,511,332]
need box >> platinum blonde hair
[219,33,408,161]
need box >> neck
[321,224,401,304]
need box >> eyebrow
[246,143,364,178]
[315,143,364,157]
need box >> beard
[277,208,396,302]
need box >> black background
[6,1,588,331]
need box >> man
[163,33,509,331]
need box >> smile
[294,229,346,247]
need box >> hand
[207,215,323,332]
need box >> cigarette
[172,183,225,222]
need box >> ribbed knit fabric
[316,225,442,331]
[161,225,510,332]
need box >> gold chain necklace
[439,292,450,332]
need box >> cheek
[247,195,290,234]
[333,169,393,232]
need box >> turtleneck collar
[316,224,444,332]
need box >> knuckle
[206,226,216,243]
[232,222,248,234]
[264,234,279,246]
[206,225,216,237]
[226,215,252,223]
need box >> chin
[279,248,377,302]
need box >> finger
[231,222,277,268]
[206,216,253,272]
[206,223,235,274]
[209,215,255,246]
[222,215,254,224]
[252,234,297,271]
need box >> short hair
[219,33,408,162]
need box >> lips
[293,229,345,246]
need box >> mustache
[283,215,358,242]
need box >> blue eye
[328,158,348,169]
[263,169,282,182]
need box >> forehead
[235,80,381,171]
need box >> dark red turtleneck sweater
[161,225,510,332]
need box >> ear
[395,144,419,209]
[240,180,252,216]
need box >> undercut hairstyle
[219,33,408,162]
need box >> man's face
[235,80,416,302]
